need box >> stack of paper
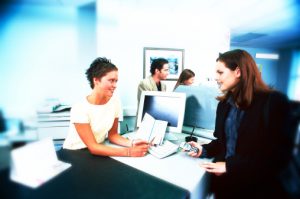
[37,111,70,140]
[136,113,168,145]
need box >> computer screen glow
[137,91,186,133]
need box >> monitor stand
[184,126,198,142]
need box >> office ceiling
[219,0,300,49]
[2,0,300,49]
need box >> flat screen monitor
[174,85,219,130]
[137,91,186,134]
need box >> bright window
[288,50,300,101]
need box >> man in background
[137,58,169,102]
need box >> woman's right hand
[187,141,202,158]
[128,142,149,157]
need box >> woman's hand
[131,139,149,147]
[200,162,226,176]
[128,139,149,157]
[187,141,202,158]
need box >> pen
[150,137,157,147]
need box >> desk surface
[1,149,189,199]
[113,132,212,199]
[112,152,210,199]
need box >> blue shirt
[200,96,244,159]
[224,96,244,158]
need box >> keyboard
[148,140,179,159]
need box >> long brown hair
[216,49,271,108]
[174,69,195,90]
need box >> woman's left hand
[200,162,226,176]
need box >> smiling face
[94,70,118,98]
[215,61,241,92]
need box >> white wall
[0,0,230,120]
[0,4,96,119]
[96,0,230,114]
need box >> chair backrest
[0,110,6,133]
[279,100,300,199]
[289,100,300,166]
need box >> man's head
[150,58,169,80]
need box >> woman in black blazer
[188,49,292,198]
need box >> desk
[1,149,189,199]
[112,132,212,199]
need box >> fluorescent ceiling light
[256,53,279,60]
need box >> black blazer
[203,91,292,197]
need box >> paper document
[136,113,168,145]
[10,138,71,188]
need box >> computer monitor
[174,85,219,131]
[137,91,186,134]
